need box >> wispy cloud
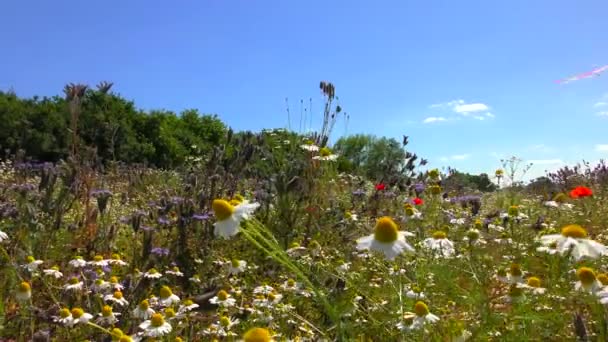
[594,101,607,107]
[597,111,608,117]
[528,159,564,165]
[422,116,447,124]
[428,99,494,120]
[596,144,608,152]
[526,144,556,153]
[439,154,471,162]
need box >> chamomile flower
[16,281,31,301]
[523,276,547,295]
[227,259,247,275]
[405,286,426,300]
[178,299,199,313]
[43,266,63,279]
[92,278,110,293]
[0,230,8,242]
[71,307,93,326]
[539,224,607,261]
[64,277,84,291]
[575,267,603,294]
[504,284,526,303]
[286,243,307,257]
[410,301,440,330]
[144,268,162,279]
[356,216,415,261]
[108,276,124,291]
[133,299,155,320]
[165,266,184,277]
[450,218,466,226]
[212,199,260,238]
[344,211,358,222]
[189,274,202,284]
[423,231,455,257]
[23,256,43,272]
[312,147,338,161]
[254,291,283,308]
[300,141,319,152]
[108,253,128,266]
[88,255,109,267]
[54,308,74,326]
[497,264,524,284]
[280,278,301,292]
[68,256,87,268]
[139,313,172,337]
[209,290,237,307]
[97,305,120,325]
[158,286,180,306]
[243,327,274,342]
[105,290,129,306]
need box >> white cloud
[596,144,608,152]
[527,144,556,153]
[527,159,564,165]
[594,101,607,107]
[597,111,608,117]
[422,116,447,124]
[428,99,493,119]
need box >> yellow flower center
[432,231,447,240]
[414,301,430,316]
[268,292,277,301]
[212,199,235,221]
[429,185,442,195]
[287,279,296,287]
[110,276,119,284]
[164,307,176,318]
[217,290,229,301]
[231,259,240,268]
[474,219,482,229]
[26,256,35,263]
[429,169,440,179]
[111,253,121,260]
[527,277,541,288]
[111,328,124,340]
[495,169,504,176]
[508,205,519,216]
[18,281,31,293]
[229,199,241,206]
[102,305,113,317]
[220,316,231,327]
[71,308,84,319]
[243,327,272,342]
[405,206,415,217]
[577,267,597,285]
[159,286,172,299]
[289,242,300,248]
[150,313,165,327]
[373,217,399,243]
[509,263,522,277]
[466,229,480,241]
[94,255,104,262]
[598,273,608,286]
[119,337,132,342]
[95,279,104,286]
[59,308,71,318]
[345,211,352,219]
[148,268,158,274]
[561,224,587,239]
[51,265,60,271]
[234,194,245,202]
[69,277,80,285]
[319,147,332,157]
[172,266,180,272]
[182,299,194,306]
[113,291,123,299]
[139,300,149,310]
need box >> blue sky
[2,0,608,180]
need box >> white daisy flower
[522,276,547,295]
[105,291,129,306]
[97,305,120,325]
[178,299,200,313]
[286,243,308,257]
[497,264,524,284]
[209,290,237,307]
[450,218,466,225]
[144,268,163,279]
[226,259,247,275]
[54,308,74,326]
[43,266,63,279]
[422,231,455,258]
[107,254,128,266]
[165,266,184,277]
[108,276,124,291]
[399,301,440,331]
[405,286,426,300]
[91,278,110,293]
[23,256,43,272]
[68,256,87,268]
[158,286,180,306]
[70,308,93,326]
[544,201,559,208]
[539,224,607,261]
[300,143,319,152]
[0,230,8,242]
[575,267,603,294]
[189,275,202,284]
[336,262,351,273]
[312,147,338,161]
[281,278,301,292]
[356,216,415,261]
[253,291,283,308]
[133,299,155,320]
[139,313,172,337]
[253,285,276,295]
[212,199,260,238]
[88,255,109,267]
[344,211,358,222]
[64,277,84,292]
[16,282,32,302]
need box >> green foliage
[0,88,227,168]
[443,169,498,193]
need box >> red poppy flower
[413,197,423,206]
[375,183,385,191]
[569,186,593,199]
